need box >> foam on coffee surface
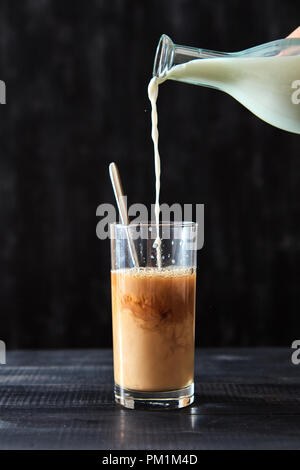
[112,266,195,278]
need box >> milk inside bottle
[153,35,300,134]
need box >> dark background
[0,0,299,349]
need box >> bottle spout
[153,34,231,79]
[153,34,175,78]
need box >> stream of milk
[148,76,165,268]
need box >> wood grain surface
[0,348,299,449]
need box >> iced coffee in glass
[110,222,197,409]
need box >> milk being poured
[148,49,300,266]
[148,76,164,268]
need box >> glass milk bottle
[153,35,300,134]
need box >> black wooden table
[0,348,300,450]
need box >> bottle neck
[153,34,229,78]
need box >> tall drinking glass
[110,222,197,409]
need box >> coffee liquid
[111,267,196,391]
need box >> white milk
[148,54,300,265]
[167,55,300,134]
[148,77,164,268]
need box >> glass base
[114,382,194,410]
